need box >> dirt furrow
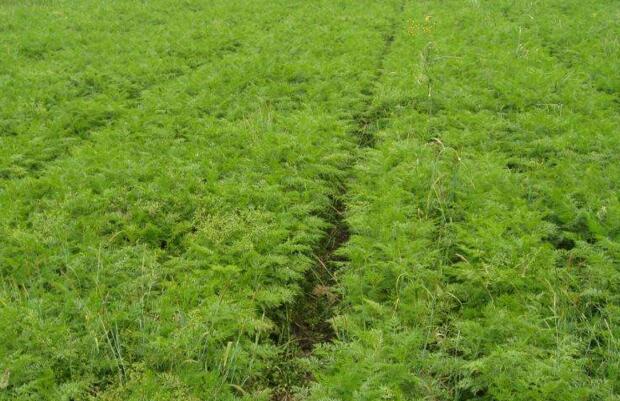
[269,2,405,399]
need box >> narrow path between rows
[270,2,405,399]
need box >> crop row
[0,1,402,399]
[308,1,620,400]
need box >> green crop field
[1,0,619,400]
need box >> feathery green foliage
[0,1,401,399]
[1,0,618,400]
[309,1,620,400]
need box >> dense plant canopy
[1,0,618,400]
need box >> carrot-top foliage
[1,0,618,400]
[309,1,620,400]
